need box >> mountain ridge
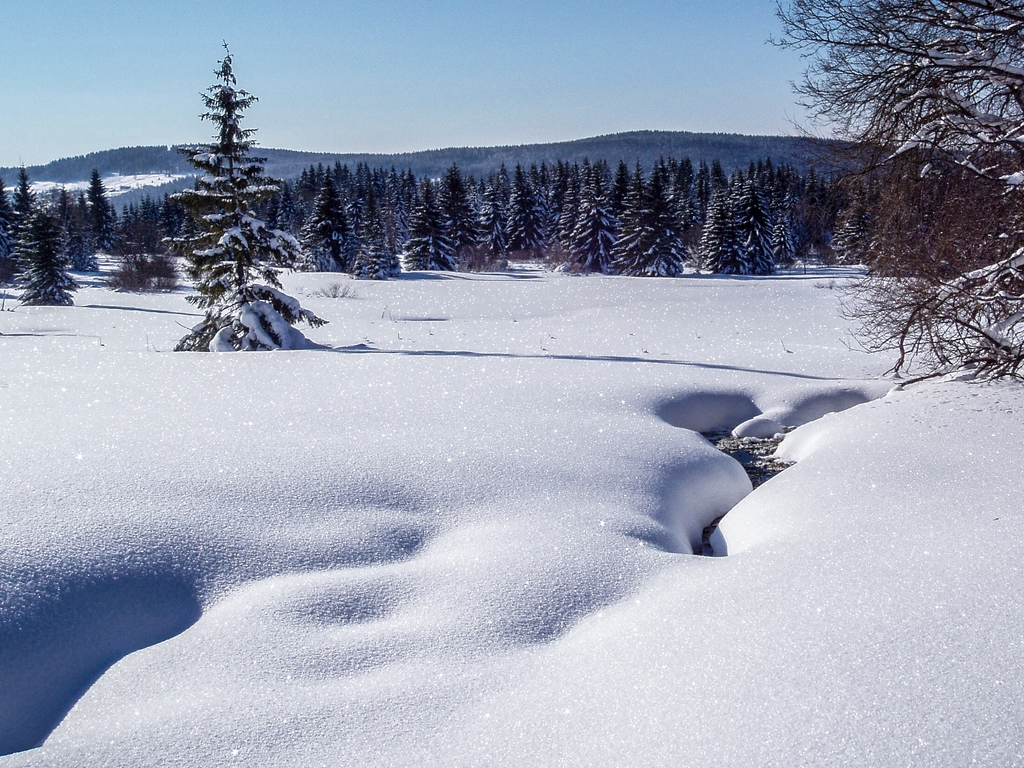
[1,131,834,190]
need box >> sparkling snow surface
[1,268,1022,766]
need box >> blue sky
[1,0,808,168]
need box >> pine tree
[402,179,456,271]
[611,161,631,218]
[299,175,349,271]
[439,164,477,263]
[643,164,686,276]
[694,160,712,223]
[172,46,324,352]
[556,165,582,248]
[699,188,743,274]
[86,169,116,254]
[477,179,508,261]
[507,165,546,257]
[569,172,617,273]
[12,168,35,237]
[353,187,398,279]
[610,164,649,273]
[15,206,77,306]
[734,179,775,275]
[832,189,872,265]
[771,209,797,267]
[57,189,97,271]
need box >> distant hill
[2,131,834,193]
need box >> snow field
[1,267,1020,765]
[29,174,192,199]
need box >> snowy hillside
[29,173,193,199]
[0,267,1021,766]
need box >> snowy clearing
[1,267,1022,766]
[29,174,193,199]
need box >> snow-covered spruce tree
[556,166,582,249]
[610,161,631,219]
[610,165,650,273]
[699,188,743,274]
[439,163,477,263]
[611,164,685,277]
[771,208,796,268]
[58,188,98,271]
[475,179,508,267]
[643,164,686,276]
[352,187,399,279]
[831,188,872,265]
[15,206,77,306]
[173,47,325,352]
[569,173,617,273]
[86,169,116,255]
[402,179,456,271]
[11,168,35,238]
[299,175,349,272]
[507,165,547,258]
[735,179,775,275]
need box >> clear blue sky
[0,0,808,168]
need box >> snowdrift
[1,268,1021,766]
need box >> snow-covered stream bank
[1,268,1022,766]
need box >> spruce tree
[642,165,686,276]
[610,165,650,274]
[699,188,743,274]
[15,206,77,306]
[569,172,617,273]
[694,160,712,223]
[12,168,35,237]
[402,179,456,271]
[611,161,631,218]
[173,46,324,351]
[439,164,477,263]
[832,190,872,265]
[507,165,546,257]
[556,166,581,249]
[352,187,398,279]
[299,175,349,271]
[58,189,97,271]
[771,210,797,268]
[735,179,775,275]
[86,169,116,254]
[477,179,508,261]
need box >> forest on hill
[1,131,828,186]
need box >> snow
[1,266,1023,765]
[29,174,193,199]
[731,414,784,438]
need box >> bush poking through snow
[852,254,1024,379]
[309,282,356,299]
[108,254,179,292]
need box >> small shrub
[311,281,356,299]
[458,244,508,272]
[108,253,179,292]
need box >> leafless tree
[778,0,1024,378]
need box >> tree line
[260,153,843,278]
[0,151,851,305]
